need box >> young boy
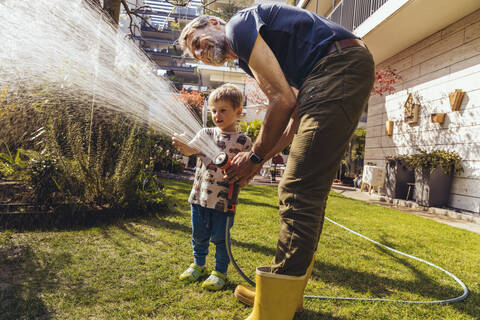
[172,84,252,291]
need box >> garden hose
[214,152,469,304]
[214,152,255,287]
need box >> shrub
[29,158,61,208]
[239,119,262,142]
[0,143,29,180]
[1,86,170,213]
[406,150,463,175]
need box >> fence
[328,0,389,31]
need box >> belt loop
[334,41,343,53]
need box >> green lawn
[0,178,479,319]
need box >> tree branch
[165,0,192,6]
[120,0,159,36]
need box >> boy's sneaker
[179,263,207,282]
[201,270,227,291]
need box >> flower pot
[385,120,394,136]
[449,89,464,111]
[414,166,453,207]
[404,93,420,125]
[430,113,445,124]
[385,159,414,199]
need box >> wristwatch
[249,151,263,164]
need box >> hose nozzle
[214,152,230,170]
[215,152,239,214]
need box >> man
[179,3,374,319]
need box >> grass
[0,178,479,319]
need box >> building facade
[300,0,480,213]
[120,0,251,93]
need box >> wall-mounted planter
[385,120,394,136]
[449,89,465,111]
[431,113,446,124]
[404,93,419,125]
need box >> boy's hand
[172,135,198,156]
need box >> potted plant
[385,155,414,199]
[406,150,463,207]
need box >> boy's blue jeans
[191,204,233,274]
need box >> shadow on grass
[296,308,349,320]
[242,185,278,196]
[308,253,476,318]
[238,197,279,210]
[374,236,476,318]
[0,244,51,319]
[148,215,277,258]
[0,241,96,319]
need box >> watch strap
[249,151,263,164]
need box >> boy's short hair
[208,84,244,109]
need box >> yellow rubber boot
[295,257,315,311]
[244,266,307,320]
[235,258,314,313]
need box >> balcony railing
[328,0,389,31]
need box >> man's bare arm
[263,105,298,162]
[248,34,297,158]
[224,34,297,185]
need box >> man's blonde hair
[208,84,244,109]
[178,15,226,57]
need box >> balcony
[304,0,480,64]
[327,0,389,31]
[135,8,199,21]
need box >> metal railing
[327,0,389,31]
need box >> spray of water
[0,0,220,160]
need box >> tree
[103,0,122,25]
[203,1,252,21]
[244,76,268,114]
[178,89,205,122]
[342,128,366,178]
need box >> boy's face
[210,100,242,132]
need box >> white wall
[365,9,480,213]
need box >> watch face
[249,152,262,164]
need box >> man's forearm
[252,97,296,158]
[262,108,298,162]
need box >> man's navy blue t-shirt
[226,4,358,89]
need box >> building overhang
[158,65,198,84]
[196,64,247,88]
[301,0,480,64]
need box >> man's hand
[224,151,262,187]
[172,134,198,156]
